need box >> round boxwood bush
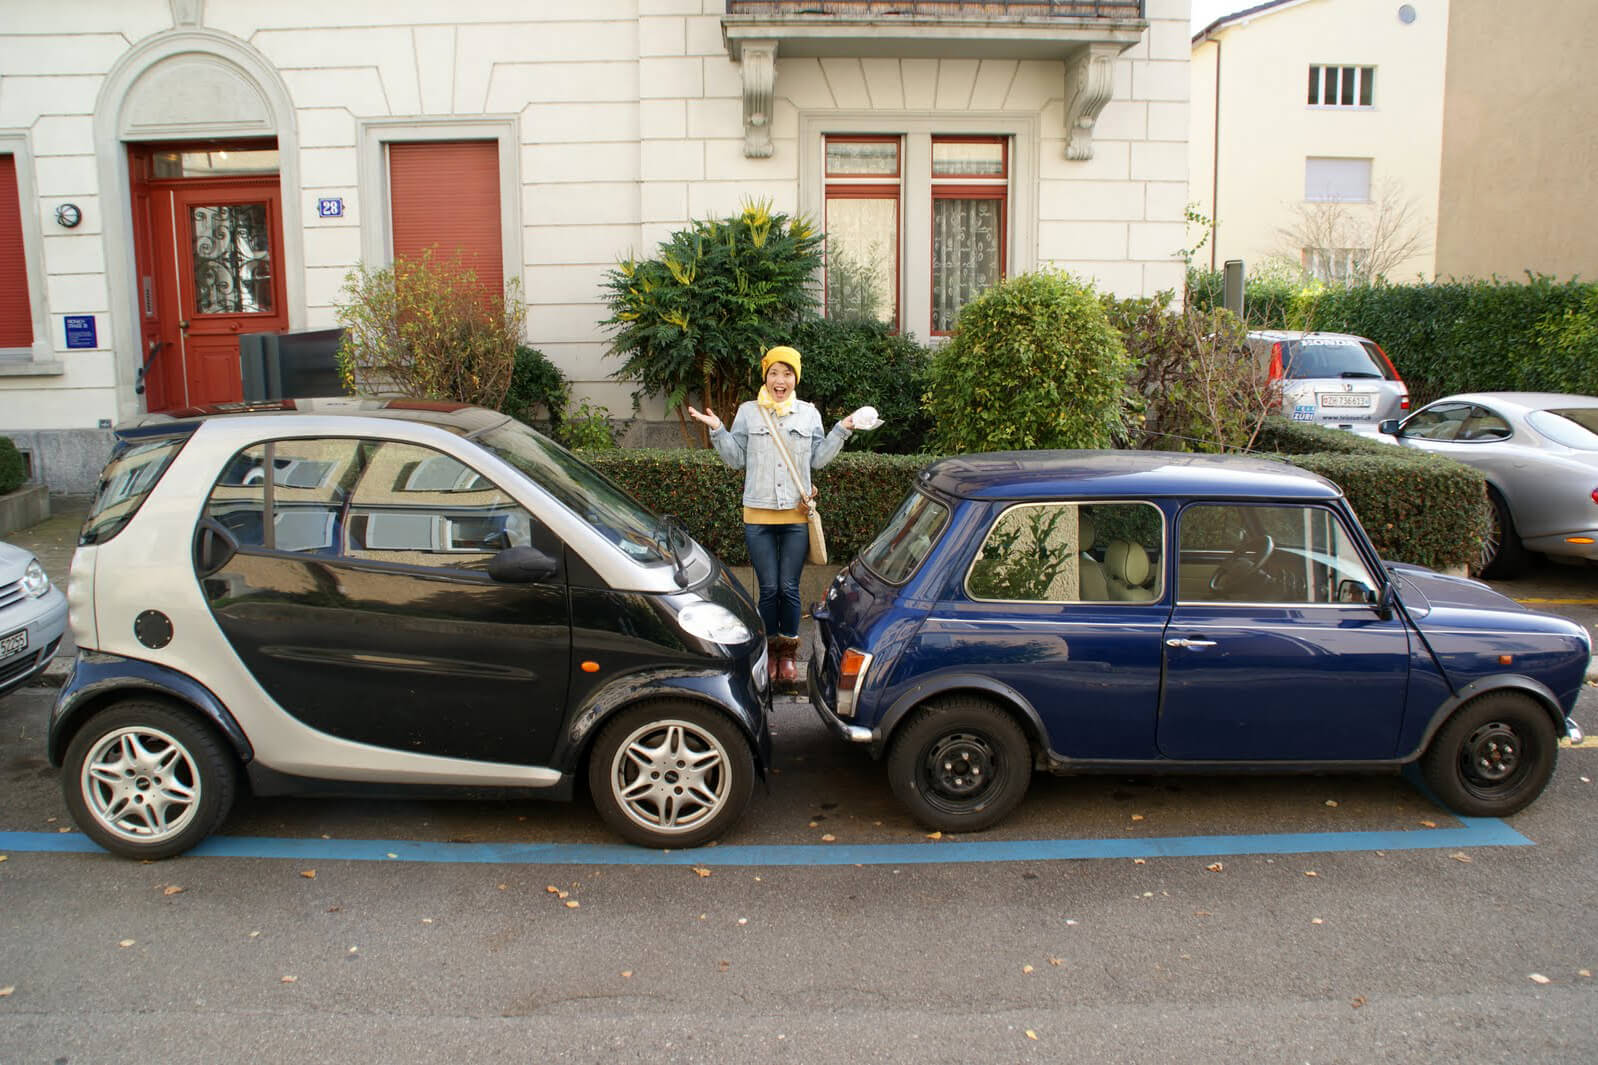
[925,270,1132,454]
[0,437,25,495]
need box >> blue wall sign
[317,197,344,218]
[63,315,97,350]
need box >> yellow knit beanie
[761,346,801,381]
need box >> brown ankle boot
[773,636,801,690]
[765,637,781,686]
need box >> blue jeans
[745,522,808,638]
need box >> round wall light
[54,203,82,228]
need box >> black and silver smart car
[50,398,770,858]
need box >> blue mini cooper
[808,451,1590,832]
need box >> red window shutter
[388,141,503,298]
[0,155,33,349]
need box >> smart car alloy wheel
[588,704,754,848]
[62,702,237,860]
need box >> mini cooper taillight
[836,649,873,718]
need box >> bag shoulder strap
[757,404,814,507]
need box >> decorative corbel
[1063,43,1120,161]
[171,0,204,26]
[738,39,777,159]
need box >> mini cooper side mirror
[487,545,558,584]
[1377,418,1401,435]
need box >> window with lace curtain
[823,133,1010,337]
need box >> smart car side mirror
[1377,419,1401,436]
[487,545,558,583]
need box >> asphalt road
[3,558,1598,1064]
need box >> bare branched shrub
[1273,180,1431,284]
[335,249,525,408]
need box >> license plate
[1318,393,1372,409]
[0,628,26,661]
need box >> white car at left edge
[0,540,68,697]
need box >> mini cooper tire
[887,698,1032,833]
[1421,692,1556,817]
[588,703,754,848]
[62,701,238,860]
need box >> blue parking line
[0,817,1529,866]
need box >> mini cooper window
[1179,503,1377,604]
[81,436,189,545]
[859,489,949,584]
[967,501,1163,603]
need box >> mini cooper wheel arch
[1410,675,1570,760]
[61,699,240,860]
[1420,690,1558,817]
[585,700,756,848]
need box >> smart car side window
[204,438,361,553]
[966,501,1163,603]
[1179,503,1377,605]
[345,440,537,572]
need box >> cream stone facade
[1189,0,1446,282]
[0,0,1189,492]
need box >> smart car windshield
[472,419,669,564]
[1528,408,1598,451]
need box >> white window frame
[356,118,523,282]
[0,132,61,374]
[801,112,1038,342]
[1307,65,1376,109]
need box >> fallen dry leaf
[1130,814,1145,822]
[737,917,748,925]
[1048,957,1063,966]
[57,827,71,833]
[421,918,433,925]
[1311,918,1325,925]
[717,960,730,972]
[348,946,358,954]
[280,975,297,984]
[498,883,507,891]
[1205,862,1224,873]
[249,931,260,938]
[807,821,819,828]
[1133,858,1146,865]
[1580,970,1592,978]
[556,890,569,900]
[0,855,8,863]
[118,939,135,948]
[1351,996,1366,1009]
[387,853,397,859]
[1193,910,1212,917]
[821,834,836,842]
[564,900,580,909]
[299,870,316,880]
[693,867,712,878]
[1025,1030,1038,1041]
[621,970,633,979]
[1529,973,1551,985]
[1450,852,1473,863]
[163,885,184,896]
[1304,870,1319,878]
[546,885,559,893]
[1022,964,1034,974]
[0,986,13,997]
[1325,800,1339,807]
[926,831,943,840]
[1419,820,1438,828]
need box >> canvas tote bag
[758,404,828,565]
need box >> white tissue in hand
[851,405,882,430]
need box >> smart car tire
[1421,692,1556,817]
[587,703,754,848]
[61,701,238,860]
[887,698,1032,833]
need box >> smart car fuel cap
[134,610,174,649]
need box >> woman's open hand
[686,405,722,431]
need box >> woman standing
[688,346,854,688]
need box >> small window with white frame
[1308,65,1375,108]
[931,136,1007,336]
[823,136,901,329]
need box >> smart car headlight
[677,601,751,645]
[21,558,50,598]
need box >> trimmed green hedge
[0,437,25,496]
[585,420,1488,573]
[1255,418,1489,571]
[1189,272,1598,407]
[583,448,930,566]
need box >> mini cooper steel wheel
[1422,692,1556,817]
[62,701,237,860]
[588,703,754,848]
[888,698,1032,833]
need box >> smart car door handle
[1166,638,1217,649]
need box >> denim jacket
[710,399,851,510]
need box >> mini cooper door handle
[1165,638,1218,649]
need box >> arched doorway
[94,32,305,416]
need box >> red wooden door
[147,176,287,410]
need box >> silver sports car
[1378,392,1598,576]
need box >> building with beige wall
[1435,0,1598,280]
[0,0,1191,493]
[1190,0,1447,282]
